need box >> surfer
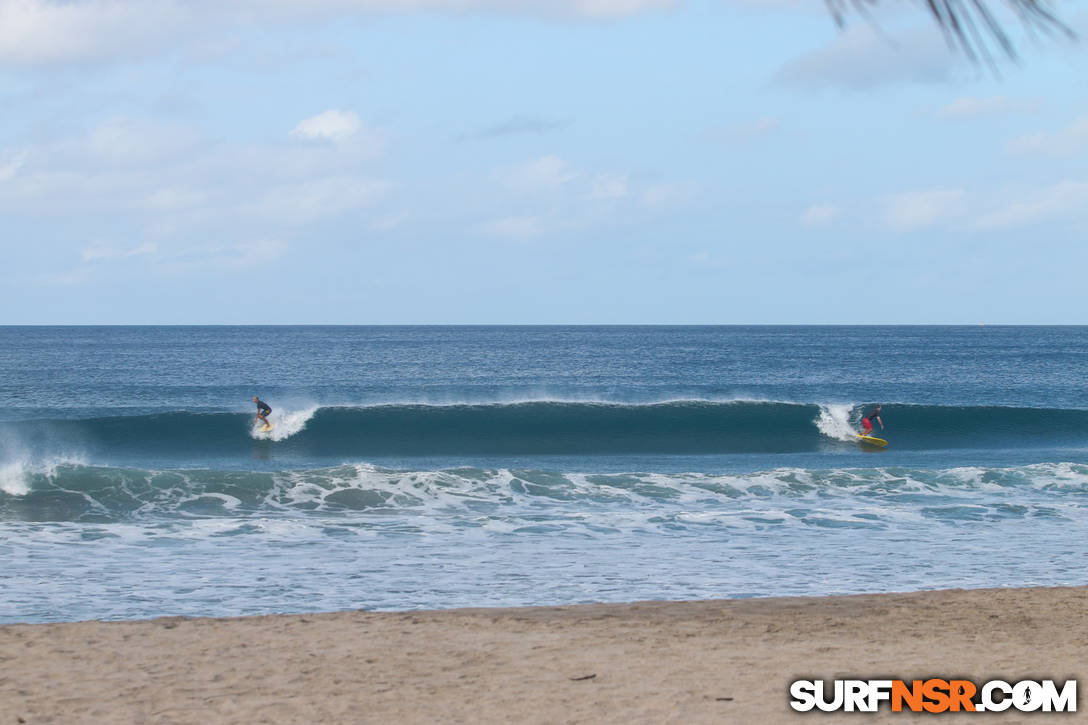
[253,396,272,429]
[861,404,884,437]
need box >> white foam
[0,461,29,496]
[0,456,87,497]
[251,406,319,441]
[815,403,859,442]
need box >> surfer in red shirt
[861,404,883,437]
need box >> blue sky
[2,0,1086,323]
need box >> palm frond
[826,0,1076,64]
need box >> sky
[1,0,1086,324]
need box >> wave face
[3,401,1087,461]
[4,461,1088,524]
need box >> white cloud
[371,211,409,231]
[251,176,389,223]
[869,180,1088,233]
[883,188,965,231]
[689,251,727,269]
[587,172,628,200]
[706,117,780,143]
[0,0,675,67]
[485,155,696,234]
[775,23,962,90]
[971,181,1088,230]
[932,95,1043,120]
[144,187,208,211]
[0,150,28,181]
[505,155,578,190]
[166,239,287,271]
[0,115,392,231]
[565,0,674,17]
[642,181,697,208]
[478,215,543,239]
[86,117,202,166]
[231,238,286,265]
[272,0,676,18]
[0,0,188,65]
[1008,116,1088,156]
[43,267,93,286]
[800,203,839,226]
[721,0,817,10]
[81,241,156,263]
[291,110,363,143]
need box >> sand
[2,586,1085,724]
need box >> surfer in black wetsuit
[253,397,272,428]
[861,404,883,437]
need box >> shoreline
[3,585,1085,723]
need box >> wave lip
[815,403,857,442]
[0,461,30,496]
[250,406,319,442]
[0,456,87,496]
[1,401,1087,459]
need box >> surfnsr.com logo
[790,679,1077,713]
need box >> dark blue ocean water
[2,326,1087,623]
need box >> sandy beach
[2,585,1084,724]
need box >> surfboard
[261,423,274,432]
[856,434,887,448]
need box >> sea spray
[816,404,859,442]
[251,405,319,442]
[0,455,88,497]
[0,460,29,496]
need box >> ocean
[2,325,1087,623]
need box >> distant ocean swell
[2,461,1087,524]
[2,401,1087,459]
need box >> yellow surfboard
[856,435,887,448]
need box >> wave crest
[2,401,1086,459]
[251,406,318,442]
[815,403,858,442]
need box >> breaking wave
[1,401,1086,459]
[2,460,1087,524]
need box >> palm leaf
[826,0,1076,64]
